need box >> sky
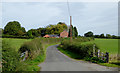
[1,2,118,36]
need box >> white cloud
[2,2,118,36]
[1,0,119,2]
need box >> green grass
[82,38,120,66]
[57,47,81,59]
[2,38,32,51]
[82,38,118,55]
[58,46,120,67]
[2,38,62,71]
[25,42,61,71]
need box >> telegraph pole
[70,16,72,41]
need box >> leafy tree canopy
[84,31,94,37]
[4,21,26,36]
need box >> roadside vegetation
[82,38,119,67]
[58,37,119,67]
[2,38,62,71]
[1,20,120,71]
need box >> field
[82,38,119,67]
[82,38,118,55]
[2,38,32,51]
[2,38,62,71]
[58,38,119,67]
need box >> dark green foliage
[99,34,105,38]
[73,27,78,37]
[2,34,30,39]
[60,37,97,59]
[19,38,43,59]
[112,35,118,39]
[94,34,120,39]
[19,38,62,59]
[2,40,21,71]
[2,38,62,71]
[106,34,112,38]
[84,31,94,37]
[68,25,78,37]
[26,29,38,38]
[45,23,67,34]
[4,21,26,36]
[94,35,100,38]
[84,57,105,63]
[26,22,68,37]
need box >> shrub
[60,37,98,59]
[84,57,105,63]
[19,38,62,60]
[2,40,21,71]
[19,38,44,59]
[2,34,32,39]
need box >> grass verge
[57,46,119,68]
[21,42,61,71]
[57,46,81,59]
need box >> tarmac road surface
[39,45,118,71]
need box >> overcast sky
[2,2,118,36]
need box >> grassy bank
[2,38,62,71]
[82,38,118,55]
[58,38,119,67]
[2,38,32,51]
[82,38,119,62]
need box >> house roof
[43,35,50,37]
[44,34,59,37]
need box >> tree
[4,21,26,36]
[21,27,26,33]
[26,30,33,38]
[94,35,100,38]
[45,23,67,35]
[106,34,112,38]
[99,34,105,38]
[84,31,93,37]
[26,29,39,37]
[112,35,118,39]
[73,27,78,37]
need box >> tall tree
[4,21,26,36]
[106,34,112,38]
[73,27,78,37]
[84,31,93,37]
[99,33,105,38]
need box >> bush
[2,34,32,39]
[60,37,98,59]
[3,38,62,71]
[19,38,62,60]
[19,38,44,59]
[84,57,105,63]
[2,40,21,71]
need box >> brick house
[60,30,68,38]
[43,35,50,38]
[43,30,69,38]
[43,34,59,38]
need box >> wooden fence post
[101,52,104,60]
[98,50,100,57]
[105,52,109,63]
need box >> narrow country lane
[39,45,117,71]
